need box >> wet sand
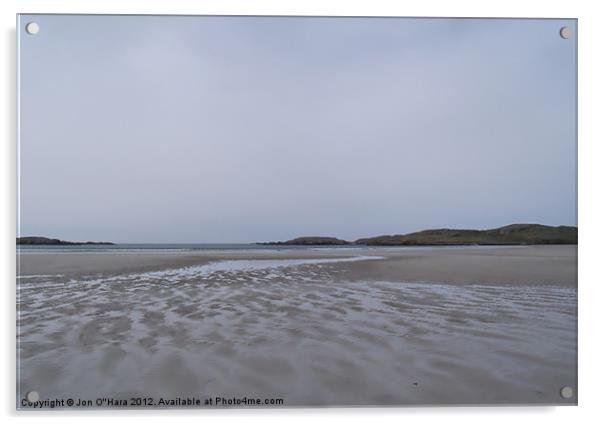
[17,246,577,407]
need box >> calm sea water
[16,243,526,253]
[17,243,382,253]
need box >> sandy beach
[17,245,577,407]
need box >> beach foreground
[17,246,577,407]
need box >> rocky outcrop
[17,236,114,245]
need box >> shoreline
[17,245,577,286]
[17,244,577,405]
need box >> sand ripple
[17,258,576,406]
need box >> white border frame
[3,1,600,424]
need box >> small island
[17,236,114,245]
[258,236,351,246]
[258,224,577,246]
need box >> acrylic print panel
[17,15,577,409]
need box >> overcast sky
[18,16,577,243]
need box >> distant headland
[258,224,577,246]
[17,236,115,246]
[259,236,350,246]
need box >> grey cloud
[18,16,576,242]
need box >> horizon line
[16,222,578,245]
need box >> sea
[16,243,524,254]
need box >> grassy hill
[355,224,577,246]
